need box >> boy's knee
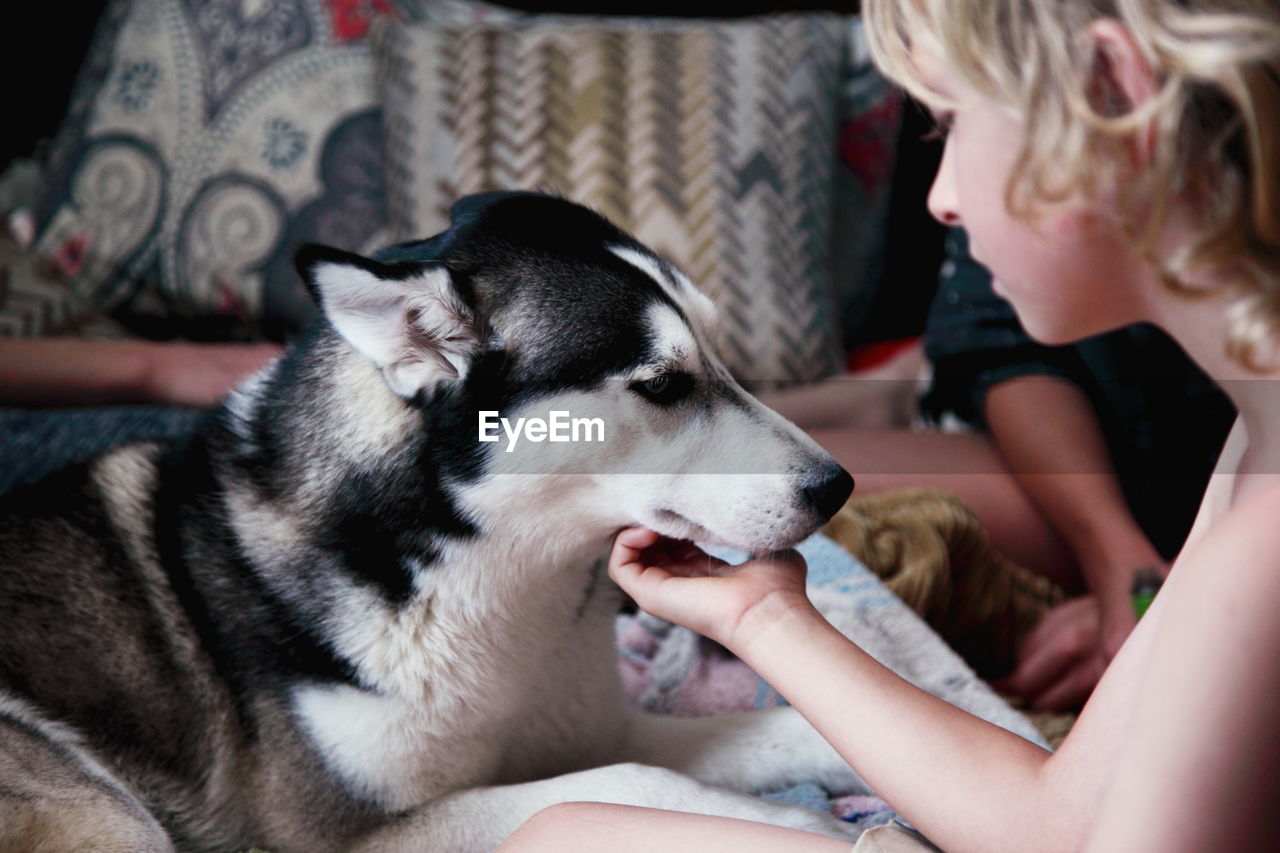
[502,801,611,850]
[535,800,620,829]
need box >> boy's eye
[630,372,694,405]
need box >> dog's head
[292,192,851,554]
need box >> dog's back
[0,432,406,852]
[0,446,234,851]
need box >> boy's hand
[608,527,816,652]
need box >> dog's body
[0,193,861,853]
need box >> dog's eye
[631,372,693,405]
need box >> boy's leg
[496,803,855,853]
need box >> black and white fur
[0,192,860,852]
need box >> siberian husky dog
[0,192,861,852]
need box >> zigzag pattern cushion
[413,0,904,356]
[373,14,847,384]
[29,0,406,341]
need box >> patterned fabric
[0,167,95,337]
[0,230,113,338]
[30,0,404,341]
[415,0,904,356]
[373,12,848,384]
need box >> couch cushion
[30,0,408,341]
[415,0,904,356]
[374,9,847,384]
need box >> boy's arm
[1085,487,1280,852]
[610,529,1150,852]
[738,498,1280,853]
[735,600,1064,852]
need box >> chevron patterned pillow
[372,14,847,385]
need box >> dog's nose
[803,467,854,522]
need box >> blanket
[615,533,1048,832]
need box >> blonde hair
[865,0,1280,369]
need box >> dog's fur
[0,192,861,853]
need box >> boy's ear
[295,244,486,398]
[1088,19,1160,162]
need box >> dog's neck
[203,337,623,696]
[312,525,619,699]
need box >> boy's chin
[1022,326,1077,346]
[1017,313,1094,347]
[1023,319,1113,347]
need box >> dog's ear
[295,244,485,398]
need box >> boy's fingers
[607,552,644,583]
[616,527,660,550]
[613,530,717,571]
[610,528,660,568]
[612,529,738,585]
[609,557,675,595]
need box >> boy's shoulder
[1225,477,1280,524]
[1185,481,1280,585]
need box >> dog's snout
[803,467,854,522]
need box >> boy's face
[916,48,1148,345]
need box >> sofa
[0,0,945,377]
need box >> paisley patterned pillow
[31,0,405,341]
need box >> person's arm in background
[924,229,1163,711]
[0,336,282,408]
[983,374,1165,710]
